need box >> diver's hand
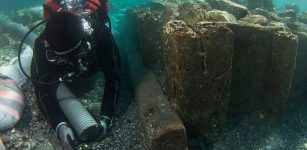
[57,123,78,150]
[95,116,112,141]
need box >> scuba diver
[29,0,120,149]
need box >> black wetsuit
[31,24,120,130]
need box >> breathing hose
[56,83,103,141]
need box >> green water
[1,0,306,12]
[274,0,307,12]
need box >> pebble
[266,145,272,150]
[15,141,23,148]
[33,116,38,121]
[3,56,10,61]
[33,131,44,142]
[259,113,265,119]
[32,111,38,116]
[23,142,32,150]
[304,143,307,149]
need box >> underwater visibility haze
[0,0,307,150]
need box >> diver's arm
[95,26,120,118]
[32,38,78,149]
[32,37,68,129]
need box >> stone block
[163,20,233,134]
[289,32,307,105]
[228,24,298,121]
[264,31,297,121]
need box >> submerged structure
[0,0,306,149]
[125,0,307,149]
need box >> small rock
[0,34,11,47]
[4,56,10,61]
[178,2,207,25]
[266,145,272,150]
[33,131,44,142]
[15,141,23,148]
[210,0,248,19]
[300,11,307,24]
[240,14,269,26]
[207,10,236,22]
[278,10,297,22]
[32,116,38,121]
[24,142,32,150]
[32,111,38,116]
[285,3,299,13]
[11,128,16,133]
[259,113,265,119]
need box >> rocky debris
[177,2,207,25]
[299,23,307,33]
[299,11,307,24]
[286,22,300,32]
[210,0,248,19]
[147,1,170,12]
[277,10,298,22]
[247,0,274,11]
[207,10,237,23]
[239,14,269,26]
[10,7,43,26]
[195,0,212,11]
[163,20,233,135]
[266,21,286,30]
[250,8,282,22]
[230,0,247,5]
[275,8,302,32]
[9,7,44,35]
[0,45,18,66]
[0,34,12,48]
[285,3,299,13]
[145,0,178,19]
[0,13,8,21]
[131,10,165,69]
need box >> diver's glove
[96,115,112,140]
[56,122,78,150]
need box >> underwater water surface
[0,0,307,150]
